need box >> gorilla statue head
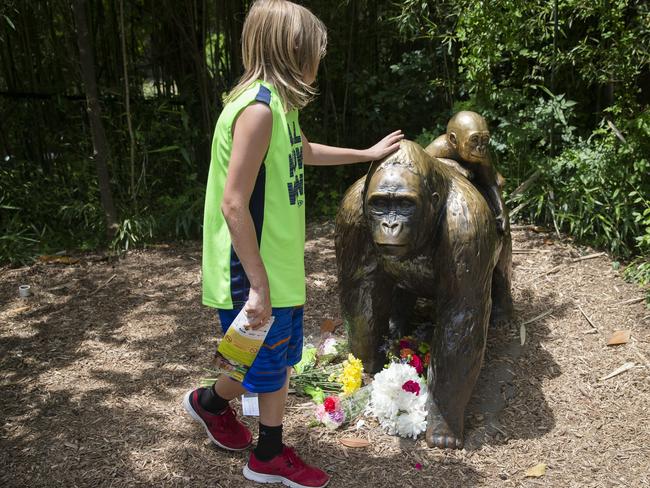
[446,111,490,164]
[363,140,448,258]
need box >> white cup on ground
[18,285,31,298]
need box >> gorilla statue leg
[425,291,491,449]
[424,225,494,450]
[490,217,514,325]
[342,269,394,374]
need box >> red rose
[409,354,424,375]
[323,396,336,413]
[402,380,421,396]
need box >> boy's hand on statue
[244,287,272,329]
[367,130,404,160]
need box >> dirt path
[1,223,649,487]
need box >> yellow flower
[336,354,363,395]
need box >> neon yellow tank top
[202,80,306,309]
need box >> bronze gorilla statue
[426,110,507,234]
[335,140,512,449]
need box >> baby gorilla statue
[335,140,512,449]
[426,111,507,233]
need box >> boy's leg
[246,366,328,487]
[208,374,246,406]
[198,375,247,414]
[196,307,248,414]
[215,374,248,398]
[254,367,291,461]
[243,307,329,487]
[258,366,291,425]
[182,308,253,451]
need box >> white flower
[368,363,428,439]
[395,409,428,439]
[318,337,338,356]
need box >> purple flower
[329,409,345,423]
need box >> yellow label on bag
[216,307,274,382]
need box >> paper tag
[241,392,260,417]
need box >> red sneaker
[243,445,330,488]
[182,388,252,451]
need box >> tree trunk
[72,0,118,236]
[119,0,136,198]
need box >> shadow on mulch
[0,245,489,487]
[0,250,215,486]
[465,289,570,449]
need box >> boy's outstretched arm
[221,102,273,329]
[302,130,404,166]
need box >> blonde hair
[225,0,327,112]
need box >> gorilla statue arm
[335,177,394,373]
[424,177,498,448]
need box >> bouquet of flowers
[315,395,346,429]
[291,334,369,431]
[331,353,363,395]
[314,384,372,430]
[310,352,367,429]
[368,362,428,439]
[291,345,342,403]
[390,336,430,378]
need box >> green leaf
[3,15,16,31]
[293,346,317,374]
[303,385,326,404]
[148,145,179,154]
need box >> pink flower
[399,337,416,350]
[402,380,421,396]
[415,463,423,470]
[315,403,326,422]
[323,396,337,413]
[409,354,424,375]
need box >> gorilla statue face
[365,164,423,258]
[454,130,490,163]
[447,111,491,164]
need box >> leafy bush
[111,214,156,252]
[0,157,105,263]
[394,0,649,292]
[0,214,41,265]
[155,173,206,239]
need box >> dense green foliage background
[1,1,648,289]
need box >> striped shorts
[217,306,304,393]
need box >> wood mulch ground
[1,222,648,487]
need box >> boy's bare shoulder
[234,102,273,135]
[241,102,273,119]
